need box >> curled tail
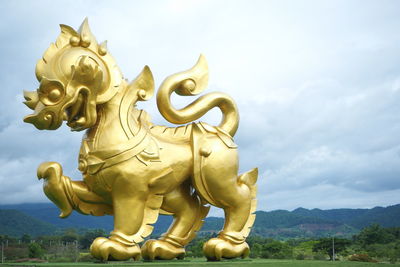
[156,55,239,137]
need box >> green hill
[1,203,399,239]
[292,204,400,229]
[0,209,56,237]
[251,210,358,239]
[348,205,400,228]
[0,203,114,231]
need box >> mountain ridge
[0,209,57,237]
[1,203,399,239]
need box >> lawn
[1,259,399,267]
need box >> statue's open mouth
[24,87,94,131]
[65,91,88,130]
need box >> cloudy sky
[1,0,399,216]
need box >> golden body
[23,19,258,261]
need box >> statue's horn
[23,90,39,110]
[78,17,97,48]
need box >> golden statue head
[23,18,123,131]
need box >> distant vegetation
[0,224,399,263]
[0,203,399,263]
[1,203,399,239]
[0,210,56,237]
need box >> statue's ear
[128,66,154,101]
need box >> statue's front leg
[37,162,111,218]
[90,177,146,261]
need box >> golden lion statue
[23,19,258,261]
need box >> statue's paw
[37,162,72,218]
[90,237,141,261]
[203,237,249,261]
[141,239,185,260]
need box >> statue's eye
[48,88,62,102]
[38,78,65,106]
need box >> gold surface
[23,19,258,261]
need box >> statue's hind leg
[141,182,209,260]
[202,168,258,261]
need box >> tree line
[0,224,399,263]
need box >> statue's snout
[23,112,54,130]
[23,90,62,130]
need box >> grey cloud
[0,0,399,214]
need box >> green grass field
[1,259,399,267]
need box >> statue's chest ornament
[78,126,160,175]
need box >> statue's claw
[141,239,185,260]
[37,162,73,218]
[90,237,141,261]
[203,237,249,261]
